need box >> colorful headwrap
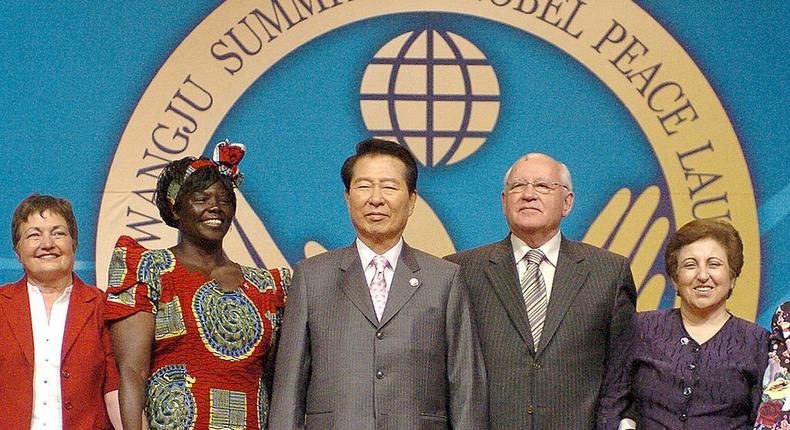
[165,139,246,210]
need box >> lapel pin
[409,278,419,287]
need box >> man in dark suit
[446,153,636,429]
[269,138,487,429]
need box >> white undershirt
[511,231,561,300]
[27,282,72,430]
[356,238,402,288]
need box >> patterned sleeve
[264,267,290,338]
[268,267,290,311]
[754,302,790,430]
[104,235,174,322]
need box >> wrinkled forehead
[508,155,562,181]
[23,209,68,227]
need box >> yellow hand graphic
[304,241,328,259]
[583,186,670,311]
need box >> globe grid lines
[360,29,500,167]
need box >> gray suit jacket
[446,235,636,430]
[269,243,487,430]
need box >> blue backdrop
[1,2,787,327]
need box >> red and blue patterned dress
[104,235,289,430]
[755,302,790,430]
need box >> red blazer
[0,275,119,429]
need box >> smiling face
[345,154,416,254]
[16,210,75,287]
[672,237,734,314]
[502,155,574,248]
[174,181,235,246]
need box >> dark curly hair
[154,157,237,228]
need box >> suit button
[679,412,688,421]
[64,401,73,410]
[527,405,534,414]
[376,331,384,340]
[376,370,384,379]
[61,369,70,378]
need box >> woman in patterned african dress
[754,301,790,430]
[105,141,289,430]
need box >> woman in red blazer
[0,194,121,429]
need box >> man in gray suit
[446,153,636,429]
[270,138,487,429]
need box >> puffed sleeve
[267,267,290,311]
[104,235,174,322]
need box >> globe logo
[360,29,501,167]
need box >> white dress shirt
[511,230,561,300]
[356,238,402,291]
[27,282,72,430]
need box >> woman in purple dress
[597,218,769,429]
[754,301,790,430]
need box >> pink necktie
[369,255,390,320]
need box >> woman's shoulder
[0,277,25,291]
[107,236,177,292]
[635,308,676,323]
[111,235,175,264]
[113,234,146,250]
[630,308,680,337]
[729,313,769,338]
[240,265,291,293]
[112,235,174,263]
[72,276,103,297]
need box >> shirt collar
[356,237,403,271]
[510,230,561,267]
[27,281,73,302]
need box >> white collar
[356,237,403,272]
[510,230,561,267]
[27,281,73,301]
[356,237,403,271]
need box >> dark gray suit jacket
[269,243,487,430]
[446,235,636,430]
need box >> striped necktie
[521,249,547,347]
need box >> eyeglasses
[506,180,569,195]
